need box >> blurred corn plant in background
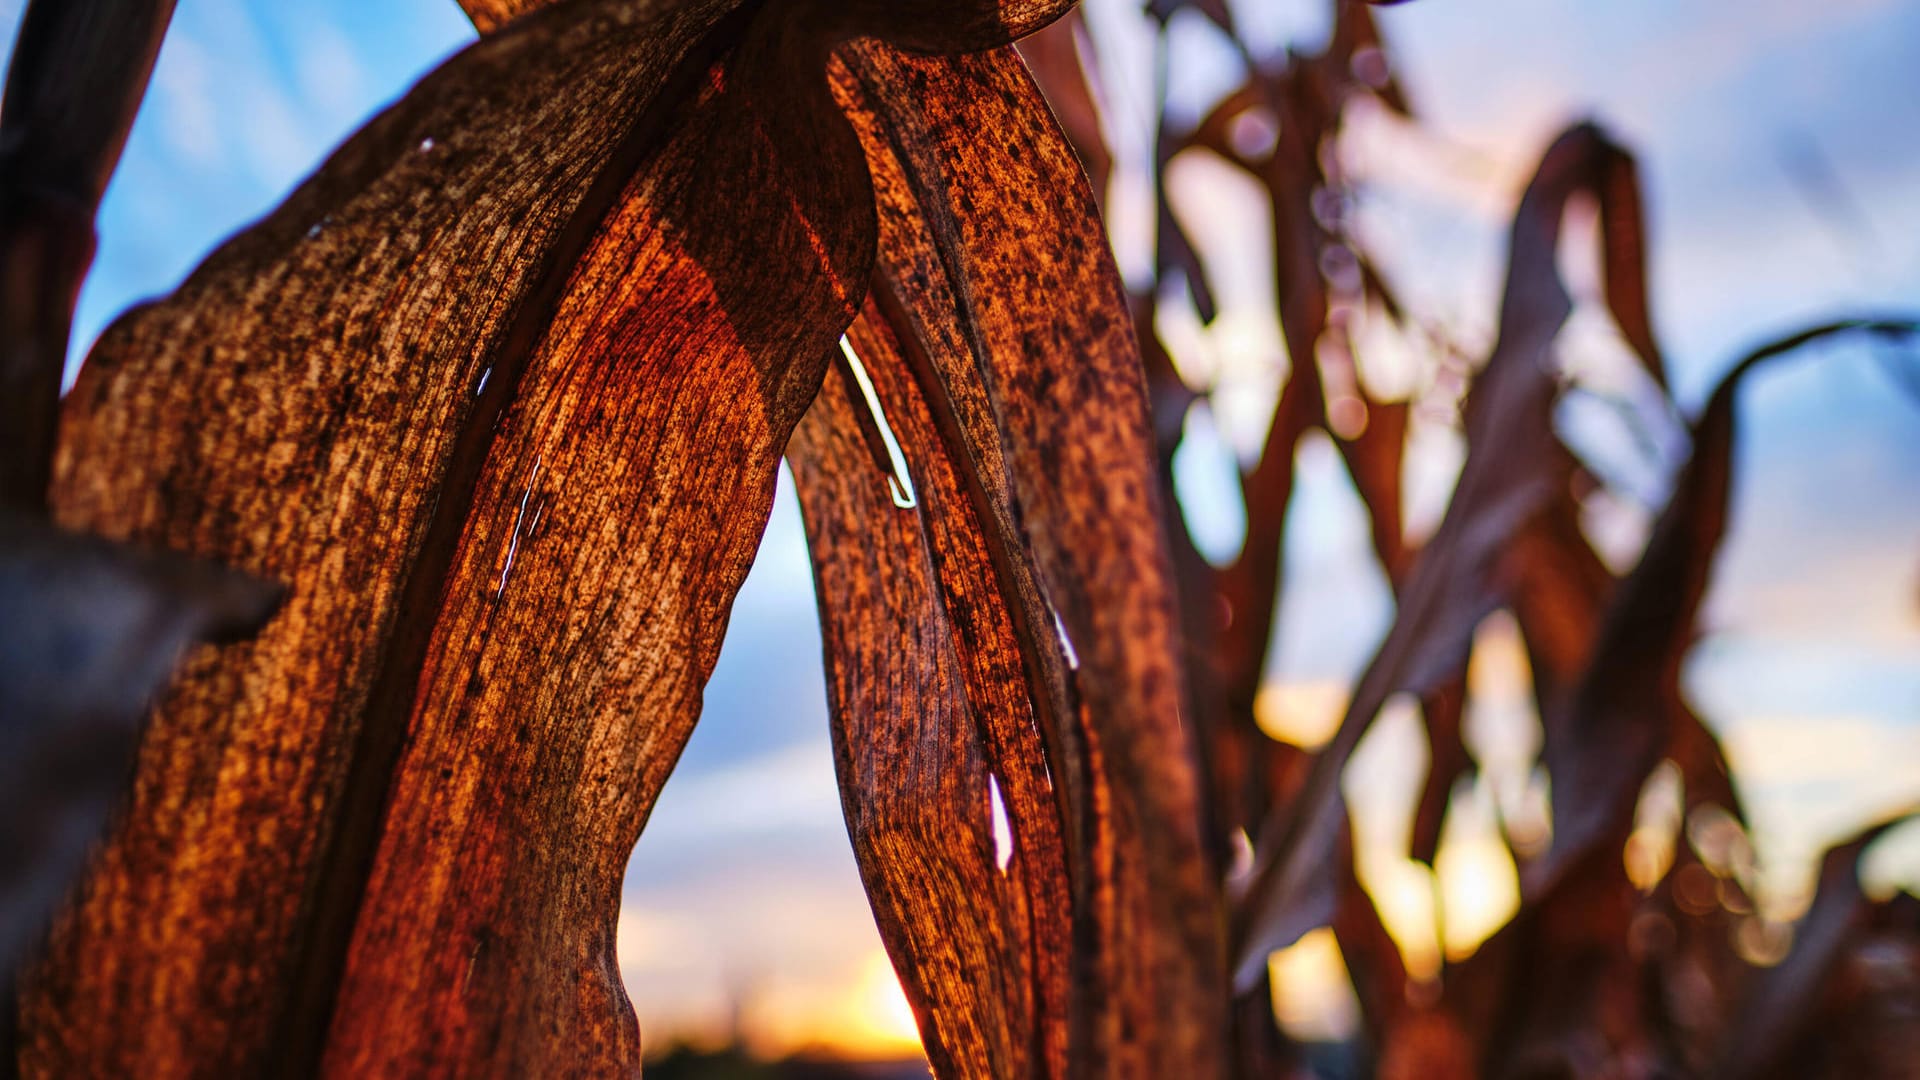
[1019,2,1920,1076]
[2,0,1917,1077]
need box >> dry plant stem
[1143,7,1412,887]
[0,0,176,507]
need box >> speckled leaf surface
[799,42,1232,1077]
[20,1,876,1072]
[0,514,278,981]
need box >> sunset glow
[751,949,924,1060]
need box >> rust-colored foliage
[1,0,1228,1075]
[793,42,1229,1077]
[0,1,282,1050]
[1235,122,1668,983]
[3,0,1916,1077]
[1035,2,1918,1077]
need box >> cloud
[290,17,371,124]
[619,847,895,1055]
[146,33,225,169]
[1688,634,1920,726]
[631,743,845,856]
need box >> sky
[4,0,1916,1059]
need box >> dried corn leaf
[21,1,879,1071]
[1333,395,1411,580]
[827,41,1231,1076]
[1233,123,1660,986]
[1536,319,1918,895]
[1409,678,1467,866]
[0,514,279,978]
[1371,320,1920,1080]
[792,302,1070,1078]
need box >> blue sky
[5,0,1916,1054]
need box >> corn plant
[2,1,1915,1077]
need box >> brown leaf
[0,512,279,979]
[829,40,1232,1075]
[1151,8,1421,783]
[791,298,1071,1078]
[1501,496,1612,708]
[1409,677,1468,867]
[1500,492,1745,832]
[1500,408,1747,837]
[1333,394,1411,581]
[1217,358,1323,713]
[1717,808,1919,1080]
[1399,320,1920,1080]
[0,0,176,505]
[1233,123,1649,987]
[1533,319,1918,896]
[21,2,876,1072]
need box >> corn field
[2,1,1916,1077]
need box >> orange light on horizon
[846,950,924,1057]
[745,948,925,1062]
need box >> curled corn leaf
[1233,122,1662,987]
[796,42,1231,1076]
[1534,319,1919,896]
[26,0,869,1071]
